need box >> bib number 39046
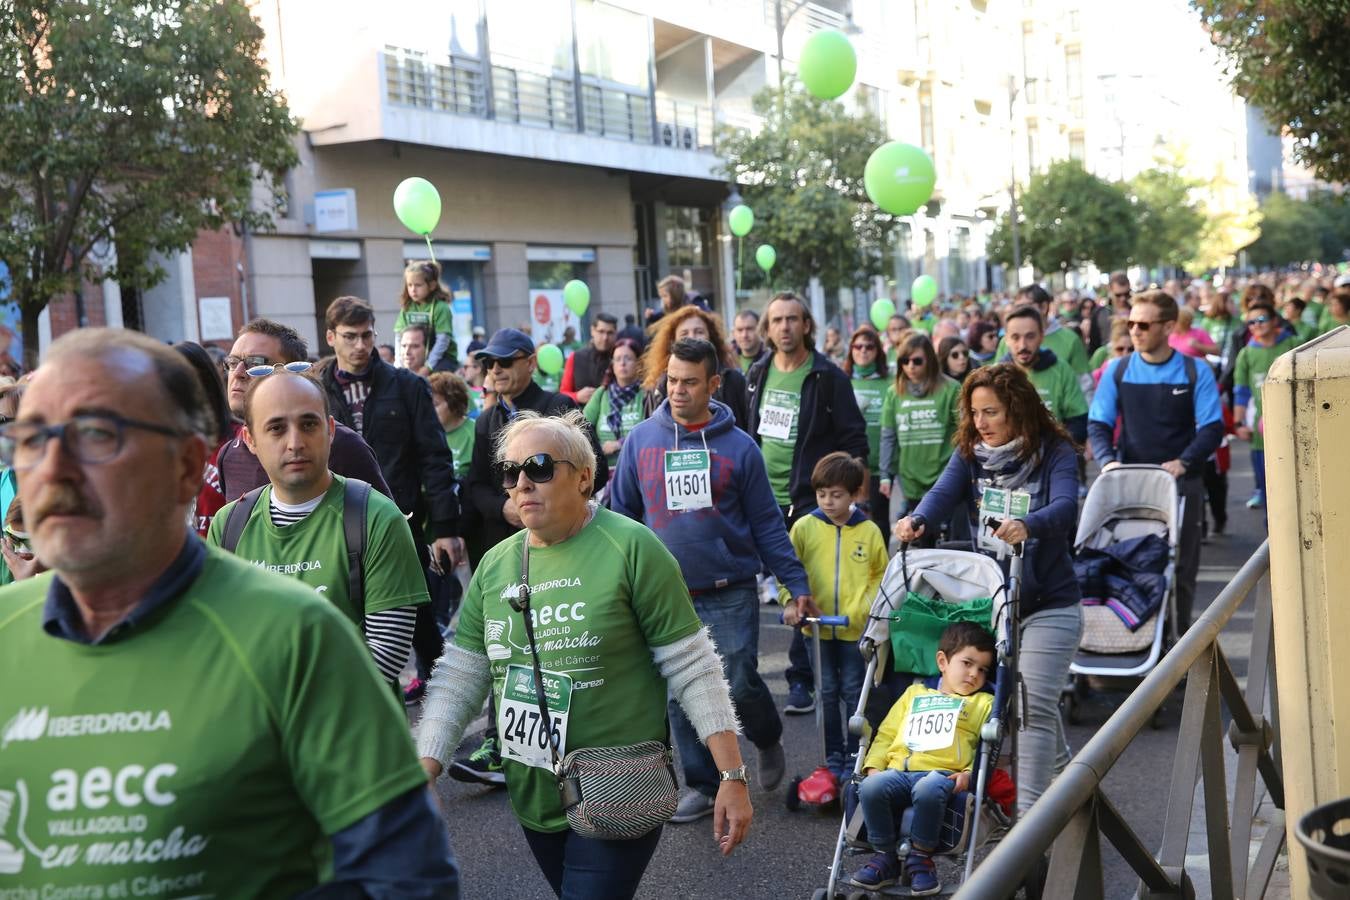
[665,449,712,511]
[757,404,795,441]
[498,664,572,770]
[904,694,964,753]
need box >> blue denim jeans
[522,824,662,900]
[859,769,955,852]
[671,584,783,796]
[811,637,867,776]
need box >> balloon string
[737,237,743,297]
[424,234,437,264]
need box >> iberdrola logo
[1,708,47,750]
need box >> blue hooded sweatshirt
[610,398,811,596]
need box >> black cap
[475,328,535,360]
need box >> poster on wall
[452,292,473,360]
[528,290,581,348]
[0,262,22,373]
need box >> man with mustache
[0,328,458,897]
[208,369,429,690]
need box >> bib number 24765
[498,664,572,770]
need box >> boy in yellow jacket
[781,452,888,780]
[848,622,996,894]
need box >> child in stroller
[849,622,996,895]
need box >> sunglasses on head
[499,453,576,490]
[245,361,314,378]
[1246,315,1271,328]
[482,354,527,371]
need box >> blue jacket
[610,399,811,596]
[914,438,1081,616]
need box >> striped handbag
[513,541,677,840]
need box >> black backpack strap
[1184,354,1198,391]
[219,486,267,553]
[343,479,372,616]
[1112,354,1128,390]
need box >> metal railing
[582,82,653,144]
[957,541,1284,899]
[384,47,486,117]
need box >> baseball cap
[476,328,535,359]
[1334,274,1350,288]
[472,325,487,337]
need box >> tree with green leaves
[988,161,1137,274]
[1129,165,1206,272]
[1244,192,1348,268]
[0,0,298,368]
[1194,0,1350,185]
[716,83,895,297]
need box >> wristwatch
[719,765,749,785]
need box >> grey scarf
[973,437,1039,490]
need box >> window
[1069,132,1086,162]
[1065,46,1082,100]
[486,0,573,73]
[665,206,712,268]
[576,1,650,89]
[1027,123,1041,172]
[919,81,935,162]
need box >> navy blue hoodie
[610,399,810,596]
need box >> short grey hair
[493,409,597,497]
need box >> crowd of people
[0,260,1332,898]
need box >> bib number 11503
[903,694,963,753]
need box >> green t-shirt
[455,507,702,832]
[0,548,427,897]
[395,299,454,352]
[758,359,813,505]
[851,371,888,476]
[207,475,429,628]
[738,353,759,373]
[1089,344,1110,371]
[880,377,960,500]
[445,417,476,480]
[1234,335,1300,451]
[534,368,561,393]
[996,326,1090,376]
[1199,313,1240,353]
[582,387,645,468]
[1025,359,1088,422]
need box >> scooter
[785,613,850,812]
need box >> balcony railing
[382,48,722,155]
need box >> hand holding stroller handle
[810,615,850,627]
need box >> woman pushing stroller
[894,364,1082,819]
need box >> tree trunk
[21,300,42,374]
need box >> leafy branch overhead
[0,0,299,365]
[716,84,896,295]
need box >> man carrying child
[849,622,996,895]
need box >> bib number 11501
[665,449,712,511]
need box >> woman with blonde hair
[878,332,961,543]
[641,305,749,431]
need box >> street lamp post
[1007,75,1022,275]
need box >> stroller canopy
[1075,464,1179,550]
[864,548,1010,650]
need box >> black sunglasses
[482,355,527,371]
[901,356,927,367]
[499,453,576,490]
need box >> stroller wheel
[786,776,803,812]
[810,889,828,900]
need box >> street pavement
[417,453,1276,899]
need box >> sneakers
[784,683,815,715]
[403,677,425,705]
[850,851,902,889]
[905,851,940,896]
[1246,490,1265,510]
[758,742,786,791]
[671,788,716,823]
[449,736,506,786]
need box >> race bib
[904,694,964,753]
[665,449,712,511]
[977,487,1030,554]
[758,402,796,441]
[498,664,572,771]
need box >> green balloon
[728,204,754,237]
[864,142,937,217]
[393,177,441,235]
[563,280,591,316]
[755,244,776,273]
[536,343,564,376]
[798,29,857,101]
[869,299,896,331]
[912,275,938,307]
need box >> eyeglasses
[948,349,968,359]
[244,361,314,378]
[901,356,927,367]
[223,354,270,373]
[1111,291,1132,301]
[851,342,878,352]
[0,413,189,471]
[499,453,576,490]
[1246,315,1272,328]
[334,330,376,345]
[482,355,527,371]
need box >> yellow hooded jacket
[779,507,887,642]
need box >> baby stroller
[810,545,1022,900]
[1061,464,1179,725]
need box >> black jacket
[464,381,609,561]
[746,349,869,516]
[318,356,459,539]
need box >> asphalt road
[419,455,1268,900]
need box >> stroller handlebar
[807,615,850,627]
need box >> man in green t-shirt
[1233,299,1301,512]
[0,328,457,897]
[208,370,430,689]
[996,285,1091,386]
[1002,305,1088,443]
